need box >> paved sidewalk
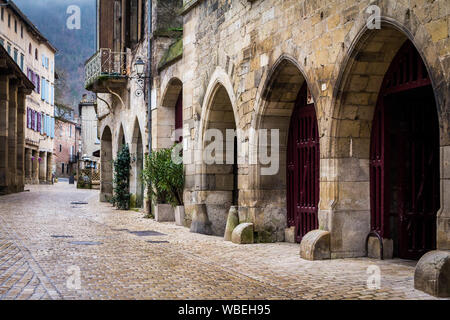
[0,182,443,300]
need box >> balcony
[84,48,130,93]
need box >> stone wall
[179,0,449,255]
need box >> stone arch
[130,118,144,208]
[249,55,317,242]
[100,126,113,202]
[196,73,239,236]
[158,77,183,148]
[326,20,447,258]
[330,16,448,149]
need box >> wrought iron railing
[84,48,130,88]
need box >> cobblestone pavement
[0,183,445,300]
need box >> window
[46,80,50,103]
[35,48,38,60]
[8,14,10,28]
[14,19,17,33]
[7,43,11,55]
[69,125,72,138]
[0,38,4,47]
[51,84,54,105]
[1,8,3,21]
[27,108,31,128]
[28,43,31,54]
[21,25,23,38]
[129,0,139,46]
[59,145,62,152]
[41,77,45,100]
[62,163,64,174]
[13,48,18,63]
[20,54,24,70]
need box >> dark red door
[287,84,320,243]
[175,92,183,143]
[370,40,439,259]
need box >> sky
[13,0,96,109]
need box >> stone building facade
[91,0,449,274]
[0,45,34,195]
[0,0,57,185]
[171,0,450,269]
[89,0,183,209]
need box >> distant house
[53,105,79,178]
[78,94,100,169]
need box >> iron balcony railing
[84,48,130,88]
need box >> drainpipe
[147,0,152,151]
[146,0,153,214]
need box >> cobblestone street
[0,182,444,300]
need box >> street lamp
[134,58,146,78]
[132,57,148,97]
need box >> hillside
[14,0,96,111]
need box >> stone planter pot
[175,205,185,226]
[154,204,175,222]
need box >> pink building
[53,106,80,178]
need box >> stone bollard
[224,206,239,241]
[231,223,254,244]
[190,203,212,235]
[414,250,450,297]
[299,230,331,260]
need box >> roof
[0,44,34,90]
[1,0,57,53]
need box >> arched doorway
[202,84,238,236]
[287,83,320,243]
[253,57,318,242]
[131,119,144,208]
[100,126,113,202]
[329,23,443,258]
[370,40,439,260]
[159,78,182,148]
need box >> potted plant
[142,148,173,222]
[142,146,184,223]
[164,147,184,226]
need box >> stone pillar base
[190,204,212,235]
[284,226,296,243]
[414,250,450,297]
[300,230,331,260]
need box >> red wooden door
[175,92,183,143]
[287,84,320,243]
[370,40,439,259]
